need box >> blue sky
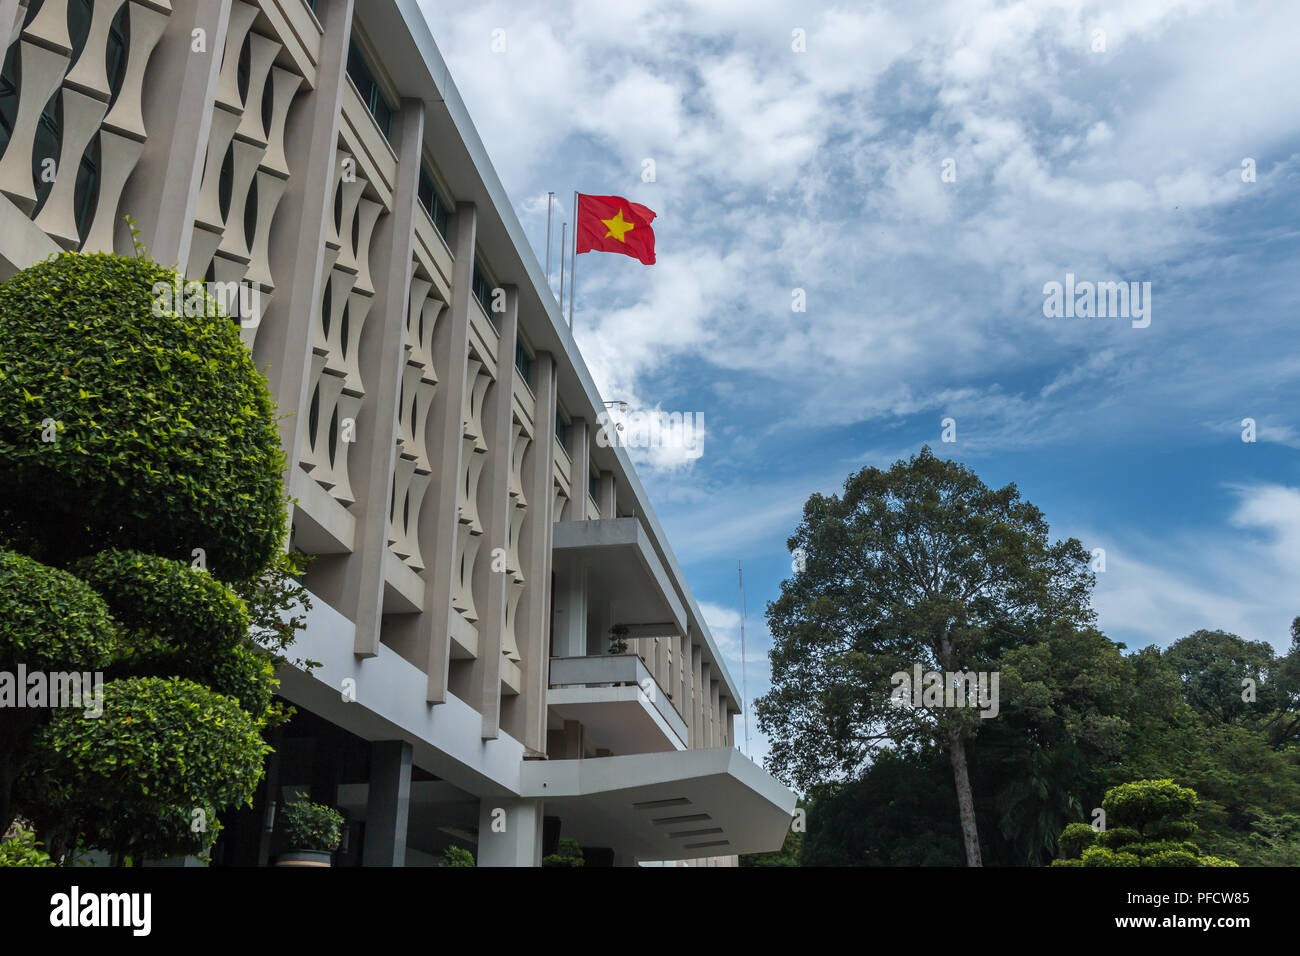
[417,0,1300,763]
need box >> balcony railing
[549,654,688,749]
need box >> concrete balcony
[549,654,688,754]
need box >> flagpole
[558,221,566,308]
[544,191,554,290]
[569,191,578,329]
[739,559,750,757]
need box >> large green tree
[757,447,1094,866]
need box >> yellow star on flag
[601,209,635,243]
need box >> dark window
[472,261,495,324]
[346,39,393,139]
[514,340,533,388]
[555,413,569,449]
[417,166,451,241]
[589,471,599,502]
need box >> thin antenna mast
[738,559,750,757]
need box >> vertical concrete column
[691,641,704,749]
[477,798,543,867]
[563,417,588,521]
[517,352,557,753]
[552,558,588,659]
[363,740,413,867]
[700,662,713,747]
[562,719,583,759]
[711,678,723,748]
[118,0,235,267]
[597,470,616,519]
[679,636,692,738]
[422,203,476,703]
[309,99,422,658]
[472,286,518,738]
[252,0,353,468]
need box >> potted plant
[541,837,584,867]
[608,624,629,655]
[276,793,344,867]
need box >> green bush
[1057,822,1098,859]
[0,826,54,866]
[24,676,269,860]
[1053,780,1237,867]
[1081,846,1140,866]
[1104,779,1198,833]
[74,550,250,651]
[542,837,585,867]
[1096,826,1141,849]
[0,549,116,673]
[0,252,286,581]
[74,550,278,722]
[442,845,476,867]
[279,793,344,853]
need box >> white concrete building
[0,0,795,865]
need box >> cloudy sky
[416,0,1300,762]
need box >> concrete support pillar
[701,662,713,747]
[118,0,235,267]
[517,352,557,753]
[711,677,722,748]
[552,559,587,658]
[679,637,692,739]
[309,98,422,658]
[590,598,612,657]
[597,470,616,519]
[363,740,413,867]
[472,286,518,738]
[691,641,704,749]
[252,0,352,470]
[422,203,477,703]
[477,798,543,867]
[564,418,588,520]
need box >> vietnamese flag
[575,193,657,265]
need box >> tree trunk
[947,727,983,866]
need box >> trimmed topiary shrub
[22,676,270,862]
[73,550,250,651]
[0,549,118,831]
[0,252,286,581]
[1052,780,1238,867]
[0,549,116,673]
[1057,822,1098,859]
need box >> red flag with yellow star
[575,193,656,265]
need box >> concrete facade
[0,0,795,865]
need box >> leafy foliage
[0,252,286,581]
[542,837,585,867]
[0,549,117,674]
[758,446,1094,864]
[0,252,296,862]
[23,677,269,861]
[442,845,476,867]
[0,826,54,867]
[1053,780,1237,867]
[279,793,344,853]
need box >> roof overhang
[521,748,796,861]
[553,518,687,636]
